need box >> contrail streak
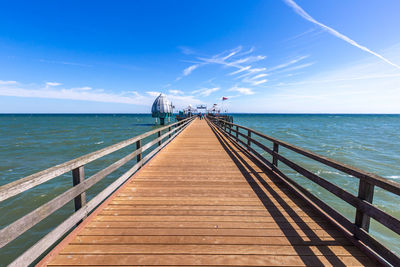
[283,0,400,69]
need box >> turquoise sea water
[0,114,399,264]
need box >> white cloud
[72,86,92,91]
[39,59,92,67]
[229,55,266,65]
[178,46,314,88]
[251,79,268,86]
[267,55,309,72]
[247,44,400,113]
[229,66,251,75]
[146,91,162,97]
[252,74,268,80]
[0,80,17,85]
[0,81,204,111]
[283,0,400,70]
[169,89,184,95]
[275,62,315,74]
[228,86,255,95]
[192,87,220,97]
[179,46,195,55]
[46,82,62,87]
[0,83,148,105]
[183,64,200,76]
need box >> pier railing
[208,116,400,266]
[0,116,194,266]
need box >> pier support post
[355,180,375,232]
[136,140,142,163]
[272,143,279,167]
[72,166,86,215]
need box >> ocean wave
[386,175,400,179]
[95,141,104,145]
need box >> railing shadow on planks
[207,116,400,267]
[0,116,195,266]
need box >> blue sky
[1,0,400,113]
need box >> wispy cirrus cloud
[283,0,400,70]
[178,46,313,89]
[228,86,255,95]
[178,46,268,87]
[192,87,220,97]
[39,59,92,67]
[183,64,200,76]
[267,55,309,73]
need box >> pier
[1,117,399,266]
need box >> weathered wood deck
[39,118,374,266]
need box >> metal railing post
[236,125,239,141]
[355,180,375,232]
[168,126,171,139]
[72,166,86,214]
[158,130,162,146]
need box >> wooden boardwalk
[40,119,374,266]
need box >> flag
[222,97,228,101]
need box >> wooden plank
[47,254,373,266]
[60,244,365,256]
[93,215,327,223]
[86,221,337,230]
[71,235,352,246]
[77,228,342,238]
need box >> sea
[0,114,399,264]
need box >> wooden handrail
[0,116,193,202]
[208,116,400,266]
[210,117,400,195]
[0,116,195,266]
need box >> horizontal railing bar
[9,117,193,267]
[0,147,143,249]
[211,117,400,196]
[215,118,400,235]
[273,150,400,236]
[0,117,193,202]
[270,163,398,267]
[210,119,399,266]
[221,127,275,169]
[0,118,193,249]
